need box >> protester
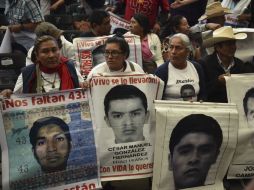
[155,33,206,101]
[5,0,44,55]
[104,85,149,143]
[0,35,85,97]
[169,0,208,26]
[29,116,72,173]
[161,14,221,62]
[87,35,144,79]
[169,114,223,189]
[199,26,252,103]
[79,10,111,37]
[112,0,170,34]
[127,13,164,73]
[87,35,146,190]
[199,1,232,26]
[26,22,75,65]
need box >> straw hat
[35,22,63,39]
[199,2,232,21]
[203,26,247,47]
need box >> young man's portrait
[169,114,223,189]
[104,85,149,144]
[243,88,254,128]
[29,116,72,173]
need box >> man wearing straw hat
[198,26,251,103]
[199,1,232,26]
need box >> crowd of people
[1,0,254,189]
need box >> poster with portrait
[73,34,142,79]
[226,74,254,178]
[152,101,238,190]
[89,73,163,181]
[109,12,130,34]
[0,89,101,190]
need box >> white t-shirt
[164,61,200,101]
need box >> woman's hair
[31,35,59,63]
[133,13,151,36]
[160,15,185,40]
[169,33,191,51]
[105,35,130,58]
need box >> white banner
[226,74,254,178]
[109,12,130,34]
[0,89,101,190]
[153,101,238,190]
[89,73,163,181]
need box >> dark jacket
[21,60,80,93]
[155,60,207,101]
[198,52,253,103]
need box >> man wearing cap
[199,26,252,103]
[26,22,74,66]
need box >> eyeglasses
[104,50,123,57]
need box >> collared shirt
[216,53,235,74]
[6,0,43,25]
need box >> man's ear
[104,115,112,128]
[168,153,173,171]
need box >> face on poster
[168,114,223,189]
[104,85,150,144]
[154,107,231,190]
[1,99,99,190]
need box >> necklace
[41,73,57,88]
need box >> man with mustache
[169,114,223,189]
[104,85,149,144]
[29,116,72,173]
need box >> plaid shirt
[6,0,44,25]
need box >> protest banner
[109,12,130,34]
[152,101,238,190]
[226,74,254,178]
[73,34,142,79]
[0,89,101,190]
[89,73,163,181]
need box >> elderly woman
[155,33,206,101]
[161,15,220,62]
[1,35,84,96]
[126,13,164,73]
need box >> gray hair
[169,33,191,51]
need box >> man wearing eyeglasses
[87,36,144,79]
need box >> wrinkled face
[216,40,236,59]
[105,98,148,143]
[130,17,143,35]
[33,124,70,173]
[247,97,254,127]
[169,37,189,68]
[36,40,60,69]
[105,43,127,71]
[175,17,190,35]
[171,133,218,189]
[96,16,111,36]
